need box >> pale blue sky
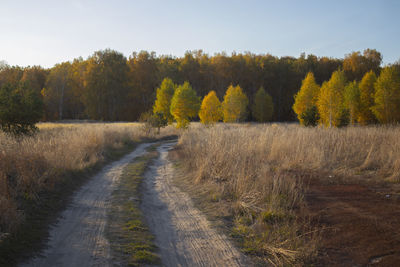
[0,0,399,68]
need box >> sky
[0,0,399,68]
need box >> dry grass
[0,122,178,236]
[176,123,400,265]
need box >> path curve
[141,142,250,267]
[21,143,153,267]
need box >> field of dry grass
[174,123,400,265]
[2,121,400,266]
[0,122,177,237]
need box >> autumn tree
[317,69,347,127]
[372,66,400,123]
[170,81,200,128]
[127,51,160,120]
[293,72,320,125]
[0,66,24,88]
[358,71,377,124]
[344,81,360,125]
[84,49,128,121]
[153,78,176,123]
[199,90,222,125]
[252,87,273,122]
[222,85,248,122]
[42,62,72,120]
[343,49,382,81]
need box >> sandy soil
[141,142,250,267]
[20,143,152,267]
[306,179,400,266]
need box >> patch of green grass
[130,250,161,266]
[106,149,161,266]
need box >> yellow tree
[199,90,222,126]
[358,71,377,124]
[153,77,176,123]
[317,69,347,127]
[170,81,200,128]
[222,85,248,122]
[293,72,320,125]
[252,87,273,122]
[372,66,400,123]
[344,81,360,125]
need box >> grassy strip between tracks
[106,144,161,266]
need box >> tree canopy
[344,81,361,125]
[222,85,248,123]
[252,87,274,122]
[170,82,200,128]
[0,48,393,126]
[0,82,43,136]
[199,90,222,125]
[317,70,347,127]
[358,71,377,124]
[153,77,176,123]
[372,66,400,123]
[293,72,320,125]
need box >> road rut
[141,142,250,267]
[21,143,152,267]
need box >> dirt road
[20,143,152,267]
[21,141,249,267]
[141,142,250,267]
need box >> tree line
[0,48,390,131]
[293,63,400,127]
[150,78,272,129]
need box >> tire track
[141,142,250,267]
[20,143,152,267]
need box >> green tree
[199,90,222,126]
[170,81,200,128]
[372,66,400,123]
[140,111,168,134]
[344,81,361,125]
[20,66,47,93]
[0,83,43,136]
[252,87,273,122]
[293,72,320,125]
[153,78,176,123]
[300,105,319,127]
[358,71,377,124]
[222,85,248,122]
[317,70,347,127]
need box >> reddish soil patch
[306,180,400,266]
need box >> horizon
[1,0,399,68]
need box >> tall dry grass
[0,122,177,236]
[177,123,400,265]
